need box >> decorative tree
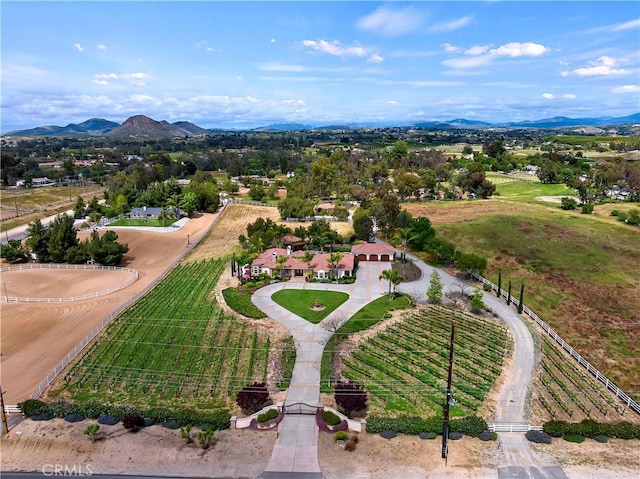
[84,424,100,442]
[497,271,502,297]
[426,270,444,304]
[470,289,485,313]
[379,269,402,297]
[517,284,525,314]
[236,382,270,415]
[507,280,512,305]
[334,380,368,418]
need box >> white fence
[488,423,543,433]
[28,202,229,400]
[470,271,640,416]
[1,264,139,303]
[227,198,277,207]
[4,405,21,414]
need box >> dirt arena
[0,213,218,404]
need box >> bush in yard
[84,424,100,442]
[257,409,279,423]
[543,420,570,437]
[334,380,368,418]
[236,382,270,415]
[180,425,193,443]
[321,410,342,426]
[122,413,145,432]
[525,430,552,444]
[563,434,585,443]
[334,431,349,442]
[581,204,594,214]
[197,426,215,449]
[345,439,357,451]
[560,197,577,210]
[450,416,488,437]
[18,399,49,417]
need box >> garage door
[369,254,378,261]
[380,254,390,261]
[357,254,367,261]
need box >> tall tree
[379,269,402,297]
[352,208,374,242]
[327,252,344,279]
[46,214,79,263]
[427,270,444,304]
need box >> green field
[434,205,640,394]
[58,259,271,408]
[547,135,640,146]
[339,305,508,416]
[271,289,349,323]
[494,181,577,202]
[108,218,177,227]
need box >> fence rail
[488,423,542,433]
[1,264,139,303]
[28,202,229,400]
[4,405,21,414]
[227,198,277,207]
[470,271,640,416]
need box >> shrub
[563,434,585,443]
[543,420,570,437]
[560,197,577,210]
[64,413,85,423]
[610,422,638,439]
[610,209,619,216]
[366,416,442,435]
[322,410,342,426]
[581,204,594,214]
[345,439,357,451]
[593,434,608,443]
[257,409,279,423]
[18,399,49,417]
[180,425,193,443]
[478,431,497,441]
[450,416,488,437]
[334,431,349,442]
[572,419,601,438]
[84,424,100,442]
[197,426,215,449]
[98,414,118,426]
[334,380,368,418]
[525,430,552,444]
[122,413,145,432]
[236,382,270,415]
[31,412,55,421]
[380,429,397,439]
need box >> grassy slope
[403,191,640,394]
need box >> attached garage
[369,254,378,261]
[380,254,391,261]
[351,243,396,262]
[357,254,367,261]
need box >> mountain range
[3,113,639,138]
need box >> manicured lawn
[271,290,349,323]
[495,182,577,203]
[338,294,413,335]
[108,218,177,227]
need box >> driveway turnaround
[253,262,390,477]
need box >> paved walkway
[252,261,390,476]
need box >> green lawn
[495,182,577,203]
[271,290,349,323]
[222,287,267,319]
[108,218,177,227]
[338,294,413,335]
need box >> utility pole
[441,314,456,463]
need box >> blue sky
[2,1,639,130]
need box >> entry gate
[282,402,318,415]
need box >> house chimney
[287,245,291,256]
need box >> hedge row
[365,415,487,437]
[543,419,640,439]
[18,399,230,431]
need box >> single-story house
[127,206,184,219]
[250,248,355,280]
[281,235,307,251]
[351,243,395,262]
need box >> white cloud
[560,71,569,77]
[542,93,555,99]
[355,6,423,37]
[490,42,548,57]
[442,55,493,69]
[386,100,398,105]
[612,85,640,93]
[97,44,107,50]
[563,93,577,99]
[73,43,84,53]
[465,45,491,56]
[302,39,367,58]
[611,18,640,31]
[93,72,152,86]
[367,53,384,64]
[442,43,460,53]
[128,94,162,106]
[573,56,628,76]
[270,38,276,43]
[235,76,244,81]
[429,16,472,33]
[281,99,305,106]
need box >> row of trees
[24,215,128,265]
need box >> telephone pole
[0,354,8,435]
[441,314,456,463]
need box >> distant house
[281,235,307,251]
[351,243,395,262]
[16,177,55,188]
[250,248,355,280]
[126,206,184,219]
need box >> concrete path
[252,262,390,476]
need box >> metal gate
[282,402,318,415]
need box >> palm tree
[379,269,403,297]
[302,251,314,263]
[157,207,170,227]
[314,235,328,253]
[398,227,415,263]
[167,194,181,218]
[328,252,344,279]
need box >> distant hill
[3,118,118,137]
[107,115,207,138]
[3,112,639,137]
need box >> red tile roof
[351,243,395,255]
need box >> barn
[351,243,395,262]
